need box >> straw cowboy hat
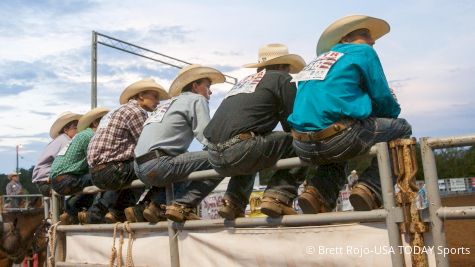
[243,43,305,74]
[316,15,390,55]
[169,64,225,97]
[77,107,110,132]
[7,172,20,180]
[50,111,82,139]
[119,78,170,105]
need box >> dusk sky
[0,0,474,173]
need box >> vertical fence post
[91,31,98,109]
[420,137,449,267]
[166,184,180,267]
[51,192,66,262]
[376,142,405,267]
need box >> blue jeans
[51,173,95,220]
[293,117,412,204]
[89,160,142,222]
[208,131,304,207]
[134,151,223,207]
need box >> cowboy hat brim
[316,15,390,55]
[120,79,170,105]
[169,66,225,97]
[77,107,110,132]
[49,112,82,139]
[243,54,306,74]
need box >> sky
[0,0,474,174]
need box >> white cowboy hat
[119,78,170,105]
[77,107,110,132]
[50,111,82,139]
[169,64,225,97]
[7,172,19,180]
[316,15,390,55]
[243,43,306,74]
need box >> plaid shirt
[87,99,148,168]
[6,181,22,195]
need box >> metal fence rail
[420,134,475,267]
[49,134,475,267]
[51,142,407,267]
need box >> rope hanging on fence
[47,221,61,267]
[390,138,429,267]
[109,222,135,267]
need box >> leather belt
[135,149,169,165]
[207,132,255,151]
[54,175,68,183]
[291,121,351,142]
[92,163,108,173]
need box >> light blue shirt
[135,92,210,157]
[288,43,400,132]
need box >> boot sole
[349,193,373,211]
[260,202,297,218]
[298,194,321,214]
[143,210,161,223]
[125,208,145,222]
[218,208,238,220]
[165,211,185,223]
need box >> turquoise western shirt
[288,43,400,132]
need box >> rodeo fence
[48,133,475,267]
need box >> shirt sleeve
[359,46,401,118]
[127,109,147,144]
[278,74,297,132]
[191,97,211,146]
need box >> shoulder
[264,70,292,81]
[119,102,146,117]
[52,134,71,145]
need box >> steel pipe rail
[426,134,475,149]
[436,206,475,220]
[420,133,475,267]
[57,209,395,233]
[80,147,378,195]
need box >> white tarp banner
[450,178,466,191]
[65,222,435,266]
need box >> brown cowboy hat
[119,78,170,104]
[316,15,390,55]
[243,43,306,74]
[169,64,225,97]
[77,107,110,132]
[49,112,82,139]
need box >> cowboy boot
[218,198,245,220]
[142,202,167,223]
[165,203,200,223]
[260,196,297,218]
[349,183,381,211]
[298,185,331,214]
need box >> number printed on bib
[97,108,119,130]
[225,69,266,99]
[144,98,177,125]
[57,141,72,156]
[292,51,344,82]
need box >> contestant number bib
[225,69,266,99]
[292,51,344,82]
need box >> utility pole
[16,144,20,174]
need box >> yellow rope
[47,221,61,267]
[109,222,120,267]
[124,221,135,267]
[117,223,125,267]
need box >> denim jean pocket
[223,139,255,166]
